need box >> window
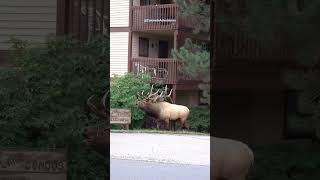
[139,37,149,57]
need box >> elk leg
[173,121,176,131]
[180,119,188,130]
[165,119,170,131]
[169,121,175,131]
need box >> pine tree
[173,0,210,104]
[172,39,210,104]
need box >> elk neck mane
[142,101,167,118]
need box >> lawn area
[248,140,320,180]
[110,129,210,136]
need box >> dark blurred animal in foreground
[82,92,109,157]
[212,137,254,180]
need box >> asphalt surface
[110,159,210,180]
[110,133,210,180]
[110,133,210,165]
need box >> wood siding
[110,32,129,76]
[0,0,57,50]
[110,0,129,27]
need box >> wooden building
[211,0,312,145]
[110,0,210,107]
[0,0,57,66]
[0,0,108,66]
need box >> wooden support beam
[56,0,68,35]
[172,84,177,103]
[128,0,133,72]
[174,29,178,49]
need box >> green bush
[187,106,210,133]
[0,35,108,179]
[110,73,151,128]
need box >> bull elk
[137,85,190,130]
[82,91,110,157]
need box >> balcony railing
[215,27,293,61]
[131,4,193,31]
[131,57,178,84]
[130,57,197,84]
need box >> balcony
[131,4,192,31]
[130,57,195,84]
[215,27,293,62]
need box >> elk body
[137,85,190,130]
[212,137,254,180]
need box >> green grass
[110,129,210,136]
[248,141,320,180]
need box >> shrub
[110,73,151,128]
[0,35,108,180]
[187,106,210,133]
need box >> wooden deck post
[128,0,133,72]
[173,29,179,103]
[56,0,67,35]
[174,30,178,49]
[172,84,177,103]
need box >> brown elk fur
[137,100,190,130]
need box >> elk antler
[146,84,160,99]
[87,92,109,121]
[102,91,108,109]
[137,84,161,101]
[164,85,173,103]
[149,85,173,103]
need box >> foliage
[172,39,210,104]
[186,106,210,133]
[174,0,210,105]
[110,73,151,128]
[0,35,108,180]
[175,0,210,34]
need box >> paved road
[110,133,210,180]
[110,133,210,165]
[110,159,210,180]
